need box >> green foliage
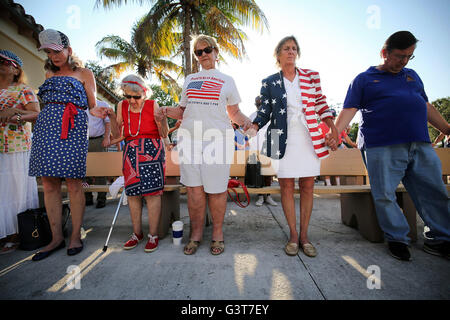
[85,60,119,92]
[347,122,359,143]
[149,84,178,129]
[428,97,450,142]
[96,0,269,75]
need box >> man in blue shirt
[332,31,450,261]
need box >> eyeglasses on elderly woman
[194,46,215,57]
[123,94,142,100]
[0,58,18,68]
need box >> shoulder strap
[227,179,250,208]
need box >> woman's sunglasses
[0,58,18,68]
[124,94,142,100]
[194,46,215,57]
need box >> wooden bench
[226,149,450,243]
[37,148,450,243]
[37,151,182,239]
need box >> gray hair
[274,35,301,68]
[120,74,150,97]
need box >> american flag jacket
[252,67,333,160]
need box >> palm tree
[96,18,183,101]
[95,0,269,75]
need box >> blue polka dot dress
[29,76,88,178]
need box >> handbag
[227,179,250,208]
[244,153,264,188]
[17,208,52,251]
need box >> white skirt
[0,151,39,238]
[274,119,321,178]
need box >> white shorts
[178,138,234,194]
[180,163,231,193]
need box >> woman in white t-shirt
[155,35,253,256]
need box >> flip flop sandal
[210,240,225,255]
[184,240,200,255]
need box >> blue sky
[16,0,450,117]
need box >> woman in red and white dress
[108,74,169,253]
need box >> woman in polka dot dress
[29,29,109,261]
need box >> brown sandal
[183,240,200,255]
[210,240,225,255]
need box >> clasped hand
[154,106,168,123]
[90,106,111,119]
[325,129,339,151]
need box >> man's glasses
[0,58,18,68]
[194,46,214,57]
[124,94,142,100]
[392,53,415,61]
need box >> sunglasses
[124,94,142,100]
[194,46,215,57]
[0,58,18,68]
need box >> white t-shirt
[179,68,241,142]
[85,100,110,138]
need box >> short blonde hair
[192,34,219,57]
[274,36,301,68]
[120,74,150,97]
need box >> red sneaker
[144,234,159,253]
[123,233,144,250]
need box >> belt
[89,135,104,140]
[48,102,83,140]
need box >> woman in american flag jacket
[251,36,339,258]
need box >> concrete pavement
[0,193,449,300]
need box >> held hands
[166,143,176,151]
[90,106,110,119]
[325,128,339,151]
[102,135,111,148]
[0,108,18,124]
[244,123,259,138]
[154,106,168,123]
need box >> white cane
[103,191,125,252]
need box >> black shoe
[85,199,94,206]
[67,240,83,256]
[96,200,106,209]
[32,241,65,261]
[423,241,450,259]
[388,241,411,261]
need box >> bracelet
[16,113,22,125]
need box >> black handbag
[17,208,52,251]
[244,153,265,188]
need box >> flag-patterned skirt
[122,138,165,197]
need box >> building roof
[1,0,121,105]
[0,0,44,47]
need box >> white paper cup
[172,221,183,245]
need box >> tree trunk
[183,5,192,75]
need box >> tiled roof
[0,0,44,47]
[1,0,121,105]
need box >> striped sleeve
[310,71,332,121]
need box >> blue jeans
[366,142,450,244]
